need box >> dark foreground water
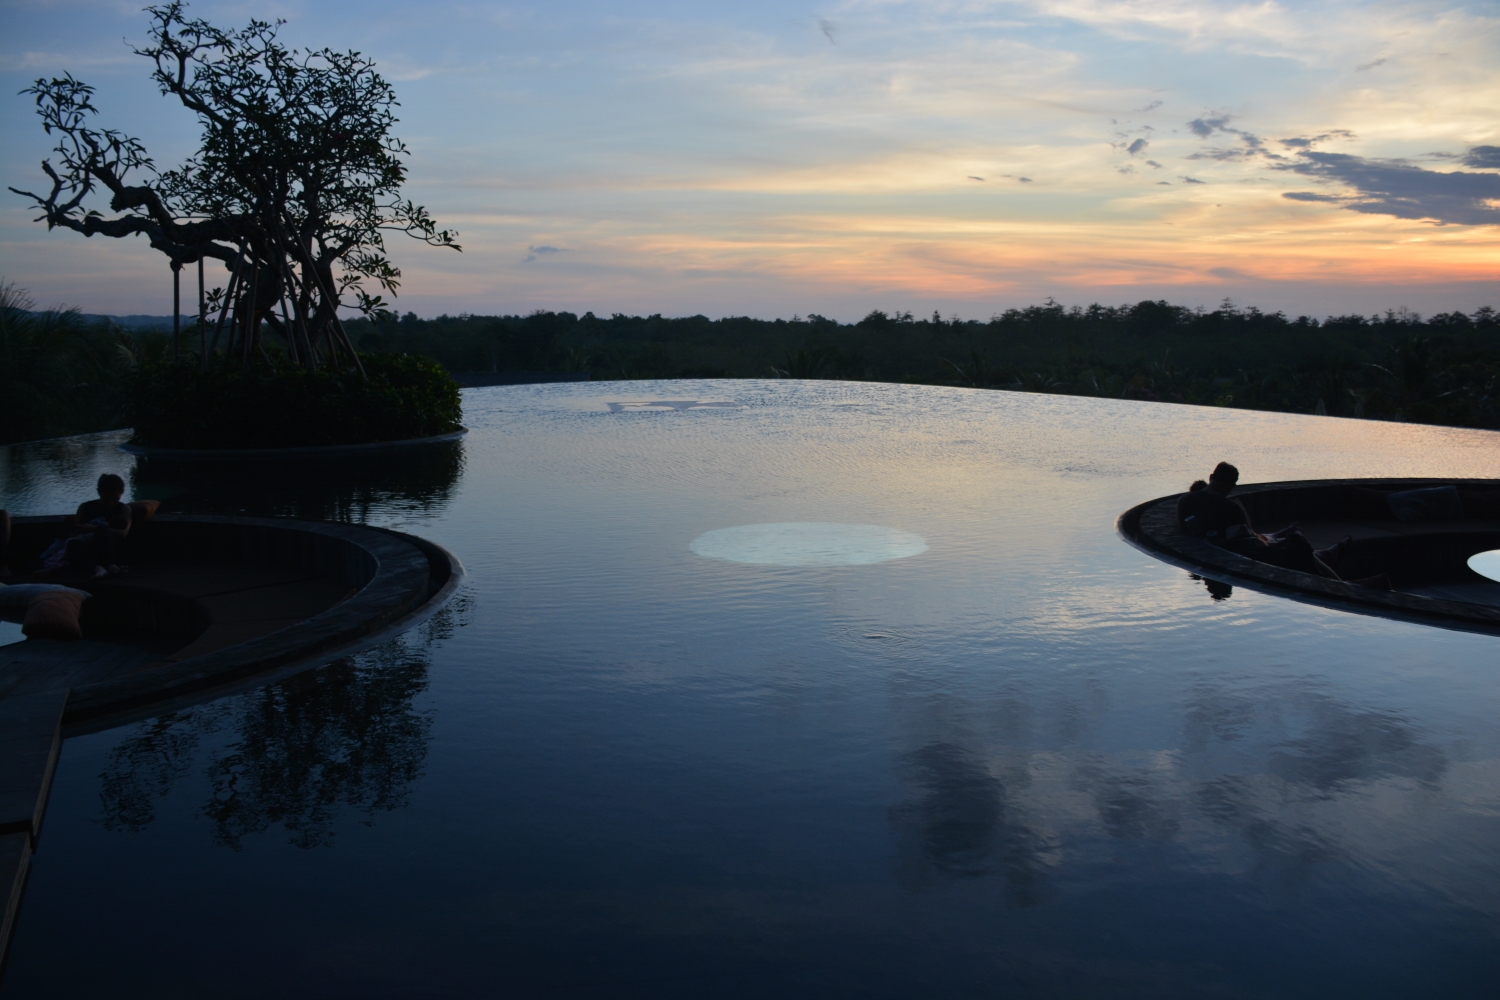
[3,381,1498,999]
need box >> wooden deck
[0,561,354,700]
[0,638,174,700]
[0,691,68,971]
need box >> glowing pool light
[1469,549,1500,584]
[689,522,928,566]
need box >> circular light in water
[690,522,928,566]
[1468,549,1500,584]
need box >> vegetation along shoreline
[5,289,1495,446]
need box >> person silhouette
[1178,462,1350,578]
[66,473,133,577]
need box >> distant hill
[21,310,177,329]
[22,311,182,330]
[79,313,178,330]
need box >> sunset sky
[2,0,1496,320]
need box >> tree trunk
[242,255,259,372]
[172,262,181,363]
[198,257,207,371]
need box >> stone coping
[118,427,467,460]
[1118,478,1500,637]
[2,514,463,727]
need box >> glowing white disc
[1468,549,1500,584]
[690,522,928,566]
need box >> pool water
[3,381,1498,999]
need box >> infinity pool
[3,381,1498,998]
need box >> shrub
[0,284,135,444]
[127,354,463,449]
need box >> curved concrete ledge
[0,514,463,727]
[118,427,467,460]
[1119,478,1500,637]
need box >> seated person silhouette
[1178,462,1350,578]
[66,473,133,577]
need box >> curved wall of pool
[3,380,1498,999]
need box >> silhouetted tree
[10,2,458,374]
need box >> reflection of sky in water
[4,381,1499,998]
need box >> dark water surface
[3,381,1498,998]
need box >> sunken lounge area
[1121,478,1500,634]
[0,513,462,728]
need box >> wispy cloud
[1462,146,1500,169]
[0,50,135,73]
[1185,113,1282,161]
[522,245,568,263]
[1026,0,1306,52]
[1279,131,1356,150]
[1281,151,1500,226]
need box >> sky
[1,0,1497,321]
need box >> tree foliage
[349,300,1500,430]
[0,283,137,444]
[127,352,462,448]
[10,2,458,374]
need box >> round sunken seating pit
[0,514,461,728]
[1119,479,1500,636]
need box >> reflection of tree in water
[889,742,1050,905]
[1185,685,1449,794]
[99,708,220,833]
[1188,688,1449,891]
[885,687,1452,901]
[1194,773,1345,890]
[204,644,430,849]
[130,441,464,523]
[0,431,131,508]
[1072,758,1180,842]
[1267,701,1447,792]
[98,612,453,847]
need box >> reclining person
[66,473,133,577]
[1178,463,1350,578]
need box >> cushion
[0,583,81,623]
[21,587,90,640]
[1387,485,1464,522]
[128,499,161,524]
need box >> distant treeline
[349,301,1500,430]
[6,287,1499,445]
